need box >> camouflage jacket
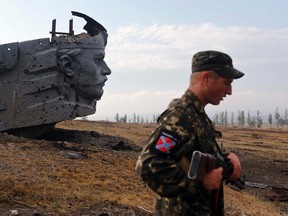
[135,89,224,216]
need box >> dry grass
[217,126,288,160]
[0,127,155,214]
[0,121,286,215]
[58,120,155,147]
[224,187,281,216]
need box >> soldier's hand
[227,153,241,180]
[202,167,223,191]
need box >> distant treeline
[213,107,288,128]
[89,107,288,128]
[113,112,160,124]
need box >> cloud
[96,23,288,120]
[107,23,288,72]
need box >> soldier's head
[189,50,244,106]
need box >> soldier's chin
[211,100,221,105]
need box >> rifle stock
[188,151,216,180]
[188,151,245,190]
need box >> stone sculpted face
[74,48,111,100]
[0,11,112,135]
[57,31,111,102]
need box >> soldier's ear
[59,55,75,77]
[200,72,211,86]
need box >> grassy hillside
[0,120,286,215]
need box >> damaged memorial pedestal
[0,11,111,137]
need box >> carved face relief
[0,11,112,134]
[73,48,111,100]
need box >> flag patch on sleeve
[155,132,178,154]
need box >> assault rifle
[187,151,245,190]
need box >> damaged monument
[0,11,111,137]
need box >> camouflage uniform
[135,89,224,216]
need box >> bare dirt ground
[0,121,287,216]
[218,126,288,215]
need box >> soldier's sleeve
[135,110,201,197]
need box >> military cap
[192,50,244,79]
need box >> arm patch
[154,130,179,154]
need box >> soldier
[135,50,243,215]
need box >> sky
[1,0,288,122]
